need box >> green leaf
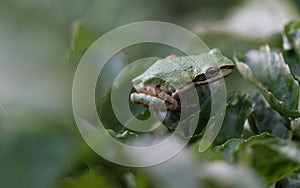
[97,88,123,132]
[282,20,300,81]
[212,93,253,145]
[196,162,265,188]
[248,94,288,138]
[216,138,244,162]
[144,142,264,188]
[233,45,300,118]
[59,168,121,188]
[283,51,300,82]
[283,20,300,58]
[0,125,77,188]
[0,108,88,188]
[276,171,300,188]
[67,20,95,65]
[291,118,300,138]
[192,145,225,163]
[233,133,300,185]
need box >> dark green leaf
[0,121,77,188]
[276,171,300,188]
[212,93,253,145]
[162,85,211,132]
[282,50,300,83]
[248,94,288,138]
[59,168,121,188]
[98,88,123,132]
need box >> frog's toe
[130,93,149,108]
[165,54,176,59]
[130,93,168,111]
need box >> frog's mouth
[220,64,235,77]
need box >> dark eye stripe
[220,65,235,69]
[192,74,206,82]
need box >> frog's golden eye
[205,66,220,78]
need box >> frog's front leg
[131,86,178,110]
[130,93,167,111]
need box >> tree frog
[130,48,234,111]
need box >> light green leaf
[196,162,265,188]
[283,20,300,57]
[233,46,300,118]
[67,20,95,64]
[216,138,243,162]
[282,20,300,81]
[291,117,300,138]
[234,133,300,185]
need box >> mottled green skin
[132,48,234,93]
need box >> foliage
[3,1,300,188]
[65,19,300,187]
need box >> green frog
[130,48,234,111]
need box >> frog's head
[193,48,234,84]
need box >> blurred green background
[0,0,300,188]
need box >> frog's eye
[205,67,220,78]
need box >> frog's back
[133,54,213,92]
